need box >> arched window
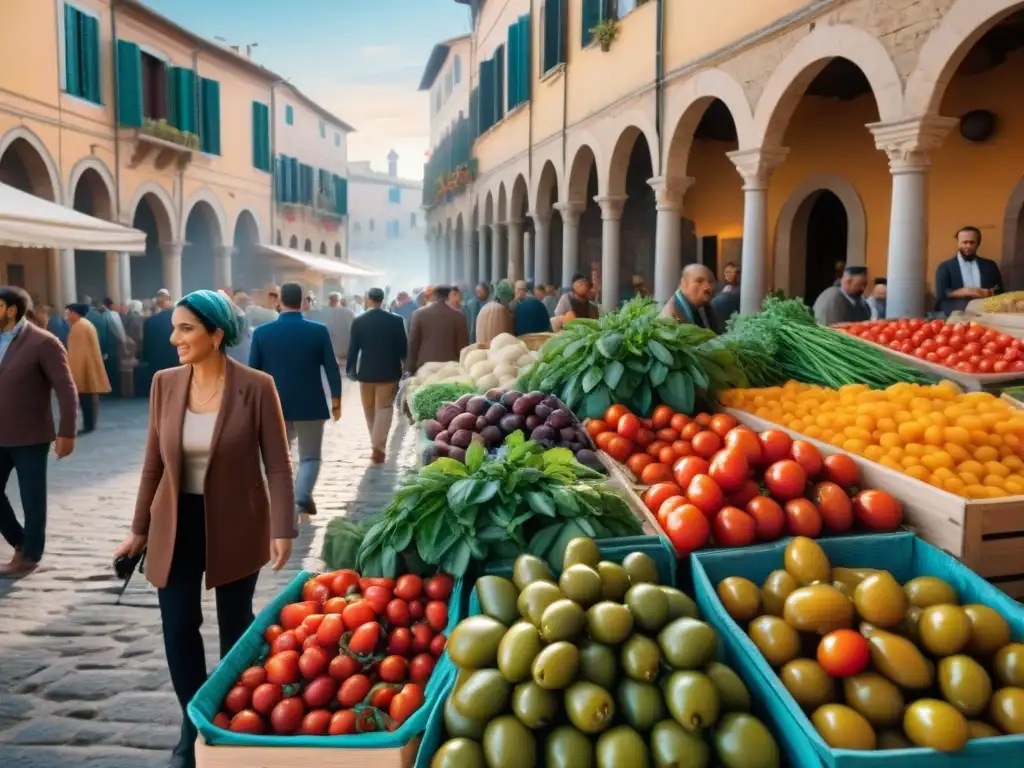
[334,243,342,259]
[319,242,327,254]
[453,55,461,85]
[289,235,298,248]
[304,239,312,252]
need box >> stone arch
[905,0,1024,116]
[70,167,114,220]
[773,173,867,297]
[319,241,327,254]
[184,200,223,246]
[566,144,599,204]
[510,174,530,221]
[750,24,904,149]
[183,188,229,246]
[532,160,559,213]
[604,112,660,196]
[231,206,266,245]
[234,210,260,247]
[484,191,494,225]
[66,156,116,210]
[303,238,313,252]
[664,68,755,176]
[1002,175,1024,288]
[127,181,177,241]
[334,242,342,259]
[0,125,61,201]
[289,234,299,248]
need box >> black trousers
[0,443,49,562]
[79,394,97,433]
[158,493,259,718]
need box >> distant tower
[387,149,398,177]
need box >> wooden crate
[724,407,1024,599]
[195,735,420,768]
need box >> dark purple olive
[548,409,573,430]
[466,396,489,416]
[437,404,462,428]
[455,393,474,409]
[534,403,553,420]
[559,427,577,443]
[525,415,543,431]
[500,414,526,433]
[476,415,489,431]
[447,446,467,462]
[485,403,507,424]
[450,429,473,449]
[435,430,451,444]
[423,420,443,440]
[531,425,556,443]
[434,440,450,457]
[514,392,544,415]
[481,425,503,447]
[500,391,522,409]
[450,412,479,433]
[541,395,561,410]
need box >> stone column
[465,228,478,287]
[426,233,436,283]
[118,253,132,302]
[523,230,534,284]
[508,219,524,282]
[868,116,957,319]
[727,147,789,315]
[105,252,122,303]
[492,223,507,284]
[47,251,62,306]
[161,241,183,299]
[529,210,551,287]
[594,195,627,312]
[214,246,233,292]
[449,234,459,286]
[59,249,77,306]
[554,201,586,288]
[478,224,490,285]
[649,176,695,304]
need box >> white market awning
[0,182,147,252]
[261,244,382,277]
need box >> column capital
[528,209,552,226]
[160,241,184,257]
[867,115,958,172]
[594,194,627,221]
[553,200,586,225]
[648,175,695,212]
[727,147,789,190]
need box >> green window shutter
[289,157,299,202]
[80,13,101,103]
[252,101,270,171]
[477,60,490,132]
[64,5,81,97]
[170,68,197,134]
[519,15,531,104]
[507,24,518,112]
[200,78,221,154]
[494,45,505,120]
[274,156,284,200]
[337,177,348,216]
[115,39,142,126]
[582,0,601,46]
[543,0,558,72]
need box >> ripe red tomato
[359,577,395,592]
[586,419,610,438]
[389,684,425,725]
[817,629,870,677]
[302,675,339,709]
[617,413,642,440]
[301,614,325,634]
[279,601,320,631]
[316,613,346,648]
[425,600,449,632]
[323,597,348,615]
[411,623,434,654]
[708,447,750,493]
[712,507,758,548]
[746,496,786,541]
[634,428,656,448]
[656,428,680,444]
[379,655,409,683]
[298,646,330,680]
[627,452,655,477]
[673,455,711,490]
[213,712,232,729]
[728,479,761,509]
[393,574,424,601]
[302,577,324,602]
[299,709,332,735]
[424,573,454,601]
[641,462,675,485]
[709,413,739,438]
[338,674,373,708]
[607,436,635,463]
[370,685,399,710]
[251,683,283,715]
[387,627,413,656]
[329,709,357,735]
[790,440,823,478]
[724,427,763,465]
[265,650,300,686]
[670,412,690,432]
[409,653,436,684]
[362,585,392,615]
[223,685,252,714]
[784,498,823,538]
[328,653,361,682]
[264,624,284,645]
[764,460,807,501]
[852,489,903,531]
[604,405,630,431]
[658,445,678,466]
[643,481,684,514]
[663,504,711,556]
[672,440,694,459]
[753,430,790,466]
[652,405,675,429]
[687,474,725,517]
[408,600,426,621]
[656,495,689,530]
[386,599,411,627]
[341,601,377,630]
[430,633,447,657]
[647,440,670,459]
[822,454,860,489]
[270,697,306,735]
[239,666,267,689]
[229,709,265,734]
[348,622,381,656]
[813,481,854,533]
[691,430,723,459]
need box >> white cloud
[357,44,398,59]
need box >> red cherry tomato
[662,504,711,557]
[712,507,758,548]
[764,460,807,501]
[817,629,870,677]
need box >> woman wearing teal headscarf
[113,289,295,768]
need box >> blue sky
[141,0,470,179]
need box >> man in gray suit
[313,292,356,370]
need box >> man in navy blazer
[250,283,341,517]
[934,226,1003,316]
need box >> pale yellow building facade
[423,0,1024,319]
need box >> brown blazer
[0,321,78,447]
[406,301,469,373]
[132,357,297,590]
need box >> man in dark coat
[934,226,1003,315]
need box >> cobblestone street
[0,388,419,767]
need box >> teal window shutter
[199,78,221,154]
[170,68,197,134]
[81,13,101,103]
[64,6,81,97]
[115,40,142,126]
[507,23,518,112]
[274,156,285,200]
[519,15,531,105]
[285,105,294,125]
[251,101,270,170]
[581,0,601,46]
[289,157,299,202]
[337,177,348,216]
[494,45,505,120]
[543,0,565,72]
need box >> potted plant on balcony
[591,18,619,52]
[141,118,199,150]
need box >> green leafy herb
[410,382,479,422]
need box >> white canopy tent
[260,244,381,278]
[0,182,146,252]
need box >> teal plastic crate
[187,569,464,749]
[691,532,1024,768]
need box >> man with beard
[813,265,871,326]
[935,226,1003,316]
[661,264,722,332]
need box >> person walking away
[813,266,871,326]
[318,292,356,370]
[514,286,553,336]
[475,280,516,347]
[463,283,489,342]
[249,283,341,518]
[935,226,1003,316]
[113,289,295,768]
[246,285,280,329]
[406,285,469,374]
[88,301,121,397]
[347,288,407,463]
[866,278,887,320]
[393,291,415,332]
[65,303,111,433]
[660,265,723,332]
[0,287,78,578]
[123,300,145,354]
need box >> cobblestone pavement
[0,387,419,767]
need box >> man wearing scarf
[660,264,723,333]
[934,226,1003,316]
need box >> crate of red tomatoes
[187,568,463,767]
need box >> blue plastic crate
[187,569,465,749]
[691,532,1024,768]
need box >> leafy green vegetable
[348,431,644,578]
[410,382,479,422]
